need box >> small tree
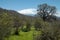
[23,21,31,32]
[26,22,31,31]
[34,19,42,31]
[14,17,22,35]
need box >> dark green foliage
[14,29,19,35]
[22,28,28,32]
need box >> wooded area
[0,3,60,40]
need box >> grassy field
[5,27,41,40]
[8,31,33,40]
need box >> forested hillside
[0,3,60,40]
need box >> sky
[0,0,60,16]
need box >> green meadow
[5,27,41,40]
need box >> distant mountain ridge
[0,8,60,22]
[0,8,36,22]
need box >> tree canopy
[37,3,56,21]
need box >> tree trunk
[14,27,19,35]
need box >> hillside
[0,8,36,23]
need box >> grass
[7,31,33,40]
[5,27,42,40]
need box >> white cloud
[17,8,60,17]
[55,11,60,17]
[17,8,37,15]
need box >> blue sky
[0,0,60,16]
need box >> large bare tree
[37,3,56,21]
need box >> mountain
[23,14,35,16]
[0,8,36,23]
[0,8,59,23]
